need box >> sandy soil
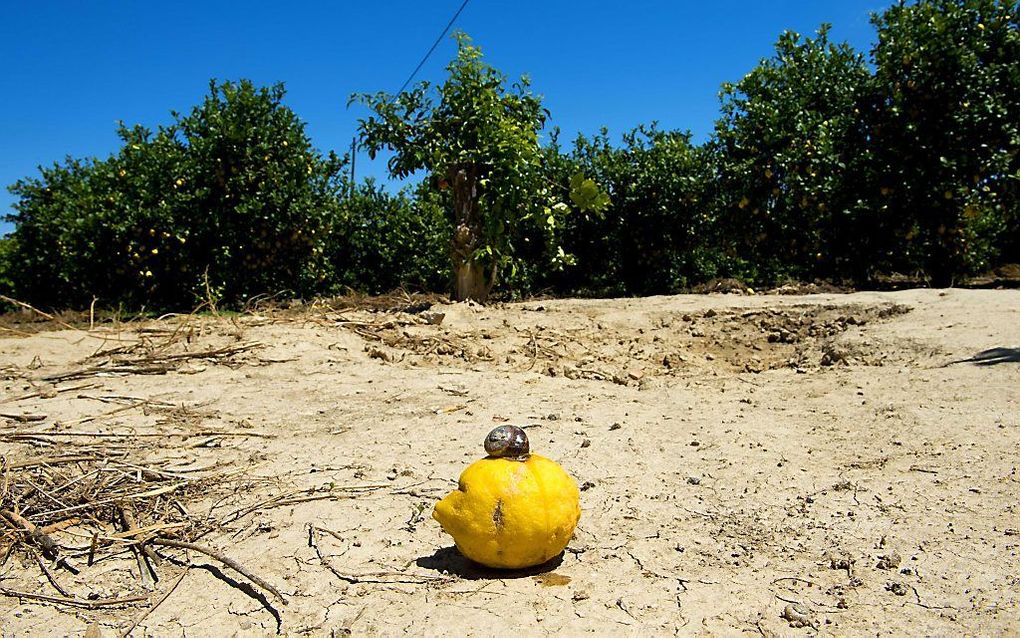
[1,288,1018,637]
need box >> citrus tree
[171,80,348,303]
[6,80,346,309]
[0,235,14,302]
[352,32,607,302]
[6,152,147,308]
[541,125,717,296]
[327,179,451,294]
[867,0,1020,283]
[712,25,872,283]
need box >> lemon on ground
[433,426,581,570]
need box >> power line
[394,0,472,97]
[351,0,470,185]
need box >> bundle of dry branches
[1,450,208,588]
[0,445,292,617]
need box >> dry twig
[146,538,288,605]
[118,568,190,637]
[121,503,158,587]
[34,550,70,596]
[44,342,264,383]
[1,508,59,556]
[0,587,148,610]
[1,382,100,405]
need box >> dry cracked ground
[0,288,1018,636]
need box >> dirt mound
[347,300,915,382]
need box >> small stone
[421,311,445,325]
[638,377,661,391]
[829,556,853,571]
[877,551,902,570]
[663,353,686,368]
[781,604,815,629]
[886,581,909,596]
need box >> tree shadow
[965,347,1020,366]
[415,545,564,580]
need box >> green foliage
[6,80,346,309]
[7,154,143,307]
[352,32,606,299]
[867,0,1020,283]
[568,172,611,214]
[172,80,347,302]
[0,235,14,300]
[712,25,873,284]
[327,180,451,294]
[543,126,718,296]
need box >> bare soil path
[1,288,1018,636]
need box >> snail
[433,424,580,569]
[484,424,530,459]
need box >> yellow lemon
[433,426,580,569]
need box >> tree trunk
[449,164,489,302]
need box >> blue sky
[0,1,889,236]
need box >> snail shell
[484,425,530,460]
